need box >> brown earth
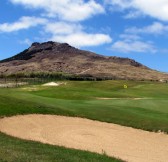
[0,114,168,162]
[0,41,168,81]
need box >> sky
[0,0,168,72]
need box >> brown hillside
[0,41,168,81]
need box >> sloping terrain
[0,41,168,80]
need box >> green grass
[0,133,121,162]
[1,80,168,132]
[0,80,168,161]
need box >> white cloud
[119,34,141,41]
[19,38,32,46]
[133,0,168,21]
[2,1,110,47]
[51,32,112,47]
[44,22,112,47]
[0,16,47,32]
[111,40,156,53]
[125,22,168,35]
[45,22,83,35]
[10,0,105,22]
[105,0,132,10]
[106,0,168,21]
[124,10,143,19]
[110,21,160,53]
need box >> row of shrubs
[1,72,164,82]
[0,72,118,81]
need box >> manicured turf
[1,80,168,132]
[0,80,168,161]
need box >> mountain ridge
[0,41,145,67]
[0,41,168,81]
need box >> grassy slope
[0,80,168,162]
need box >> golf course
[0,80,168,162]
[2,0,168,161]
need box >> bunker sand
[95,97,149,100]
[42,82,66,86]
[0,115,168,162]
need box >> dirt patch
[21,87,41,91]
[0,82,28,88]
[0,114,168,162]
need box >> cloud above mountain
[0,0,111,47]
[106,0,168,21]
[1,0,168,54]
[0,16,47,33]
[10,0,105,22]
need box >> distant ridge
[0,41,168,81]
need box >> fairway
[1,80,168,132]
[0,80,168,162]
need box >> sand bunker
[95,97,149,100]
[42,82,66,86]
[0,114,168,162]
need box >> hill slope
[0,41,167,80]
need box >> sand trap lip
[0,115,168,162]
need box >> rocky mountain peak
[0,42,77,63]
[28,41,77,53]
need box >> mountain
[0,41,168,81]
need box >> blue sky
[0,0,168,72]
